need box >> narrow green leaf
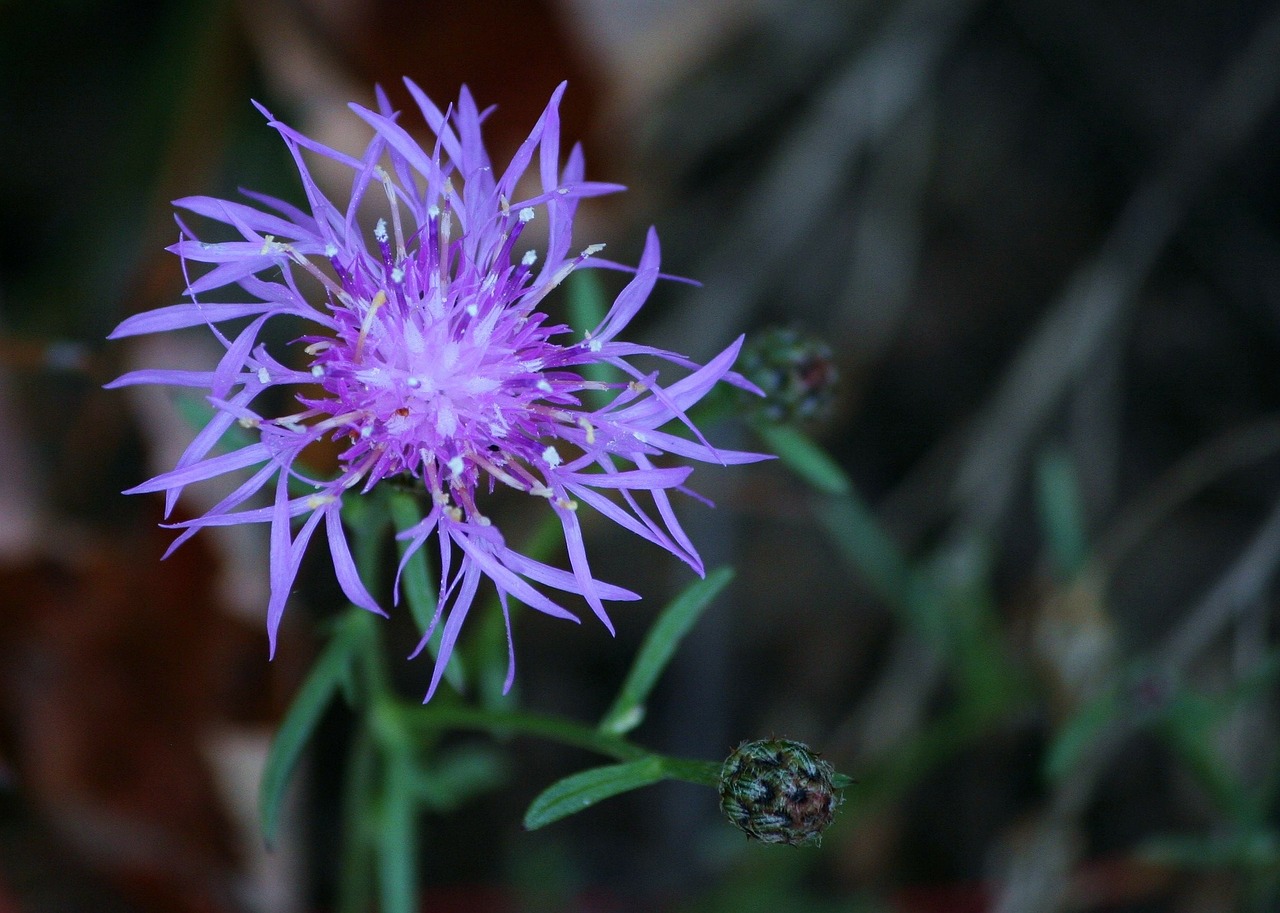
[337,728,379,913]
[753,421,851,496]
[1142,829,1280,870]
[376,749,419,913]
[259,613,363,845]
[411,744,509,812]
[818,496,931,638]
[1160,690,1254,822]
[524,757,666,830]
[1044,686,1121,782]
[1035,448,1090,578]
[599,567,735,735]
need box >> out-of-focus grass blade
[1141,829,1280,870]
[376,748,418,913]
[1159,688,1254,823]
[753,421,850,496]
[524,757,666,830]
[411,744,509,812]
[1044,686,1120,782]
[260,612,363,845]
[598,567,734,735]
[1035,448,1090,578]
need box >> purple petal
[591,227,660,345]
[123,442,271,495]
[552,502,615,635]
[326,503,386,616]
[105,369,220,389]
[422,560,483,702]
[109,301,287,338]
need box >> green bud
[718,738,842,846]
[737,327,839,424]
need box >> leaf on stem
[260,612,364,845]
[598,567,734,735]
[753,421,850,496]
[1034,447,1090,579]
[523,757,667,830]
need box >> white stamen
[521,250,537,266]
[324,243,338,257]
[391,267,404,283]
[447,456,465,478]
[518,207,535,223]
[406,376,421,389]
[374,219,388,242]
[311,365,325,377]
[542,446,562,467]
[536,379,553,393]
[257,367,270,384]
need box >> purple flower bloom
[109,80,766,700]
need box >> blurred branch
[1159,489,1280,671]
[981,6,1280,908]
[948,4,1280,539]
[651,0,983,357]
[1095,415,1280,576]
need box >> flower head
[109,80,766,700]
[719,738,842,846]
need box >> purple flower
[109,80,766,700]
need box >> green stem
[337,726,378,913]
[377,746,419,913]
[393,701,727,790]
[338,496,422,911]
[657,756,723,787]
[392,703,650,762]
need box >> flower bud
[737,327,839,424]
[718,738,842,846]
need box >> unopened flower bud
[737,327,838,424]
[718,738,842,846]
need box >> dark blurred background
[2,1,1280,911]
